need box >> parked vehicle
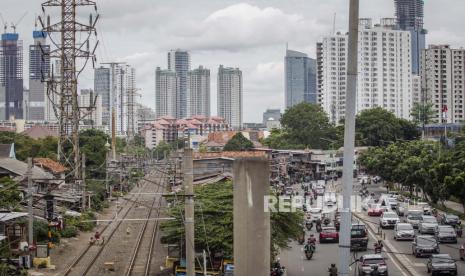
[394,223,415,241]
[435,225,458,244]
[419,215,439,235]
[412,235,440,257]
[357,254,388,276]
[440,213,462,226]
[319,226,339,243]
[350,223,368,251]
[426,254,457,275]
[379,212,400,229]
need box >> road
[279,178,464,276]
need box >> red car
[319,226,339,243]
[368,204,383,216]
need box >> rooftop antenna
[0,13,7,33]
[11,12,28,33]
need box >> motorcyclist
[308,234,317,246]
[456,225,463,238]
[328,263,337,276]
[305,219,313,231]
[374,240,383,254]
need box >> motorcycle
[271,267,285,276]
[456,225,463,238]
[374,242,383,254]
[298,232,305,245]
[323,217,331,226]
[305,221,313,231]
[316,224,322,233]
[304,244,315,260]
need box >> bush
[78,211,96,232]
[34,220,60,243]
[60,225,78,238]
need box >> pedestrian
[328,263,337,276]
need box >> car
[319,226,339,243]
[397,202,408,216]
[285,187,293,196]
[368,204,383,217]
[435,225,457,244]
[307,208,322,222]
[380,212,400,228]
[394,223,415,241]
[440,213,461,226]
[412,235,440,257]
[357,254,388,276]
[419,215,439,235]
[351,223,368,251]
[416,202,432,215]
[387,198,398,210]
[362,198,375,211]
[406,210,424,229]
[427,254,457,275]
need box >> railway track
[62,166,167,276]
[125,171,165,276]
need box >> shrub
[60,225,78,238]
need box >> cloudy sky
[3,0,465,122]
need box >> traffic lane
[358,212,465,275]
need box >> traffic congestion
[278,174,465,276]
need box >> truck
[350,223,368,251]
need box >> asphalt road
[278,179,464,276]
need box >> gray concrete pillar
[233,157,270,276]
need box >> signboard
[36,244,48,258]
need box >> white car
[362,198,375,211]
[394,223,415,241]
[419,215,438,235]
[387,197,398,210]
[380,212,400,228]
[406,210,423,229]
[307,208,323,222]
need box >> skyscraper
[168,49,190,118]
[319,19,413,123]
[28,31,50,121]
[187,66,210,117]
[285,49,317,109]
[217,65,242,129]
[0,32,23,120]
[155,67,177,119]
[94,66,110,125]
[421,45,465,123]
[394,0,426,75]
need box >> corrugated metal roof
[0,158,53,179]
[0,212,28,222]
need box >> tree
[0,132,58,161]
[279,103,337,149]
[160,181,302,258]
[355,108,420,147]
[79,129,110,179]
[410,103,435,127]
[223,132,254,151]
[0,177,21,211]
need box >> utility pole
[339,1,359,276]
[183,148,195,276]
[27,158,33,267]
[40,0,99,182]
[82,153,86,211]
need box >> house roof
[0,212,28,222]
[33,158,67,174]
[22,125,58,140]
[0,158,53,180]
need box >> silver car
[419,215,438,235]
[405,211,423,229]
[358,254,388,276]
[394,223,415,241]
[435,225,457,244]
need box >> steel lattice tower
[39,0,99,180]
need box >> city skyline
[2,0,465,122]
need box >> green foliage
[0,177,21,211]
[280,103,337,149]
[355,108,420,147]
[64,211,96,232]
[358,140,465,206]
[0,132,58,161]
[410,103,436,126]
[60,225,78,238]
[34,220,60,243]
[223,132,254,151]
[160,181,302,258]
[79,129,110,179]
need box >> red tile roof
[33,158,67,174]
